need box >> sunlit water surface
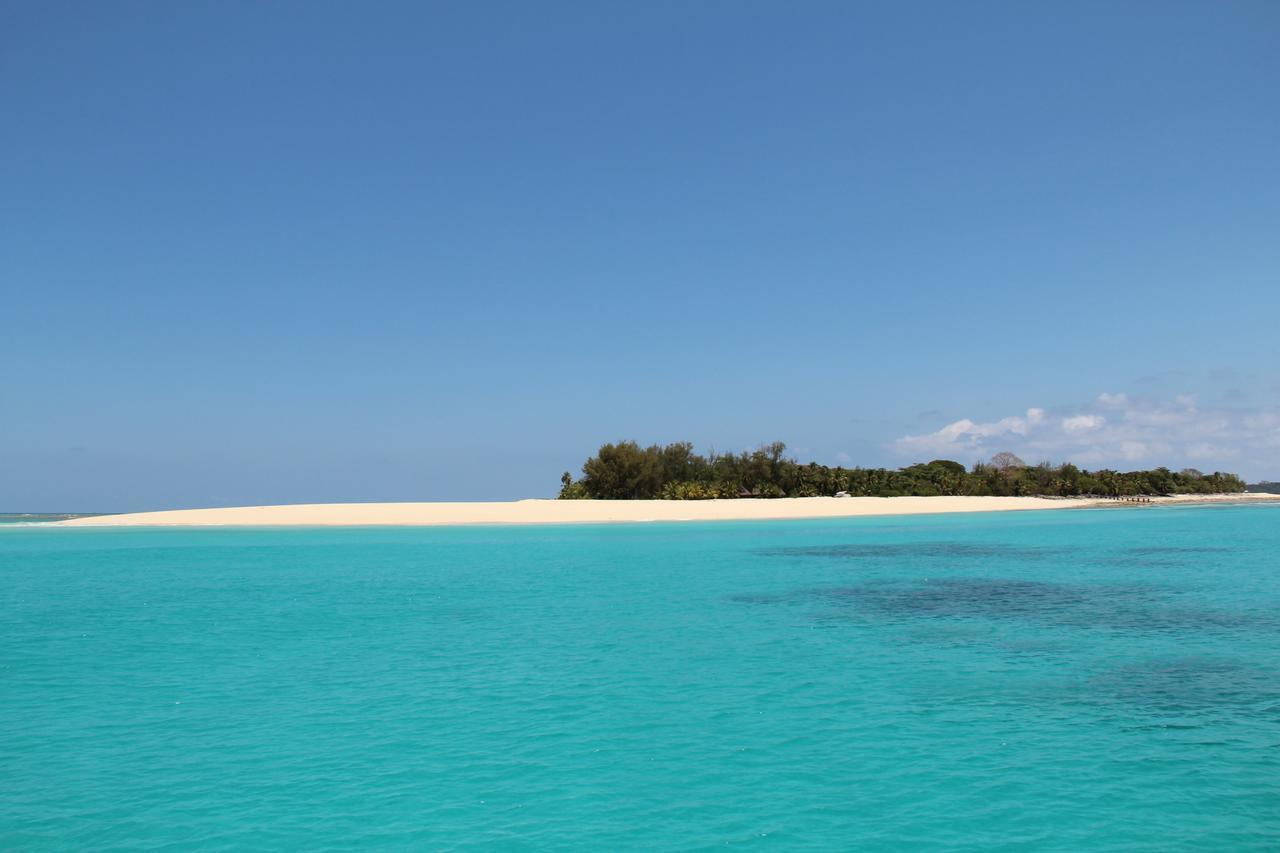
[3,505,1279,848]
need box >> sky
[3,1,1278,510]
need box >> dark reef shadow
[758,542,1064,562]
[1083,656,1280,716]
[730,576,1270,634]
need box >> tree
[990,451,1027,470]
[581,441,664,499]
[558,441,1247,500]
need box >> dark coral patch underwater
[732,576,1268,634]
[1086,656,1280,714]
[758,542,1062,561]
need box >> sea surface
[0,514,106,525]
[3,505,1279,849]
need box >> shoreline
[49,493,1280,528]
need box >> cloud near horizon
[891,393,1280,477]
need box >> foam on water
[2,505,1279,848]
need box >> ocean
[3,505,1278,848]
[0,514,105,525]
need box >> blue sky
[3,1,1278,509]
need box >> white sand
[54,493,1278,527]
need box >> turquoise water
[3,506,1279,849]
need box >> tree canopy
[558,442,1246,499]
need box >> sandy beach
[53,493,1278,527]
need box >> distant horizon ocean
[4,505,1279,847]
[0,514,108,524]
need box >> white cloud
[1118,440,1149,461]
[1062,414,1105,433]
[1187,442,1231,459]
[1097,392,1129,408]
[891,408,1045,457]
[890,393,1280,477]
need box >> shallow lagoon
[3,505,1278,848]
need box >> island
[52,443,1272,527]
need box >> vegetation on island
[558,442,1247,500]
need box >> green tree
[558,441,1247,501]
